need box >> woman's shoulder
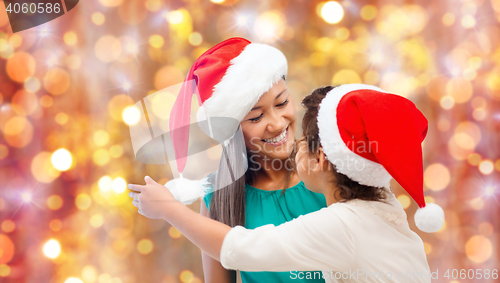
[245,179,305,193]
[201,183,215,209]
[203,178,327,210]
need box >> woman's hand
[128,176,179,219]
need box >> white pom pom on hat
[164,173,211,205]
[414,203,445,233]
[317,84,445,233]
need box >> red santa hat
[165,37,287,204]
[317,84,445,233]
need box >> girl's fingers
[132,200,139,207]
[129,192,140,201]
[127,184,143,192]
[144,175,156,184]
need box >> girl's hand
[128,176,179,219]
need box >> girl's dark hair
[208,75,295,227]
[301,86,388,203]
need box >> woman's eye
[277,99,289,107]
[249,114,263,122]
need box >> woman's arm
[200,200,236,283]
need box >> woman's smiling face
[240,79,296,162]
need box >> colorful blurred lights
[479,160,494,175]
[360,5,377,21]
[0,264,11,277]
[112,177,127,193]
[38,27,50,38]
[1,220,15,233]
[440,96,455,109]
[149,35,164,49]
[91,12,105,26]
[24,77,41,93]
[169,226,182,239]
[123,38,138,55]
[424,163,450,191]
[236,15,248,26]
[47,195,63,210]
[188,32,203,46]
[90,214,104,228]
[55,113,69,125]
[122,106,141,126]
[75,194,92,210]
[98,176,113,192]
[64,32,78,46]
[465,235,492,263]
[254,11,285,42]
[93,130,110,146]
[122,80,132,91]
[82,265,98,282]
[320,1,344,24]
[454,132,475,150]
[51,148,73,171]
[180,270,194,283]
[49,219,62,231]
[467,153,482,166]
[98,176,126,194]
[461,15,476,29]
[137,239,153,254]
[21,192,32,203]
[369,52,384,65]
[64,278,84,283]
[442,13,455,26]
[484,185,495,197]
[167,11,184,25]
[109,145,124,158]
[423,242,432,255]
[43,239,61,259]
[93,149,110,166]
[470,197,484,210]
[396,194,411,209]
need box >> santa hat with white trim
[165,37,288,204]
[317,84,444,233]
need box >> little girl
[128,84,445,283]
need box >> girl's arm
[129,176,355,272]
[200,200,236,283]
[219,208,355,272]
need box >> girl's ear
[318,147,330,172]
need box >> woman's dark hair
[301,86,388,203]
[208,144,296,227]
[208,75,295,227]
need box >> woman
[137,38,327,283]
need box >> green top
[203,181,327,283]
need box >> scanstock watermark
[3,0,79,33]
[290,269,499,280]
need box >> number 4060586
[5,2,62,14]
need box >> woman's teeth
[263,128,287,143]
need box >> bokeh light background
[0,0,499,282]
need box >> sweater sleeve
[220,205,356,272]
